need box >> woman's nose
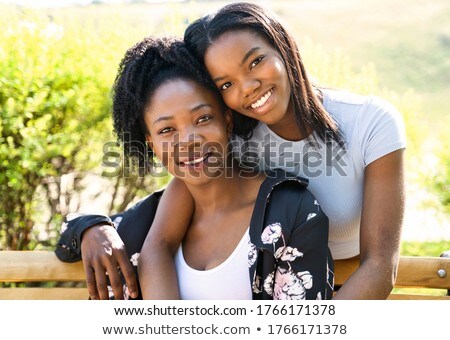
[178,128,202,149]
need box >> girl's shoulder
[322,88,400,122]
[322,89,404,140]
[257,170,322,224]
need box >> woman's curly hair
[112,36,218,175]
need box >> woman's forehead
[146,79,220,117]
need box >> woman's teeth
[251,89,273,109]
[183,153,207,166]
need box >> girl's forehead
[213,29,262,46]
[207,29,274,58]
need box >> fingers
[84,264,99,300]
[116,251,138,299]
[85,258,124,300]
[106,263,124,300]
[93,263,110,300]
[81,225,135,300]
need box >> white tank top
[174,228,252,300]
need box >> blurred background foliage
[0,0,448,253]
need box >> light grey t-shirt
[232,89,407,259]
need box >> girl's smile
[204,30,296,135]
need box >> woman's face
[204,29,292,127]
[144,78,232,186]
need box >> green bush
[0,9,117,249]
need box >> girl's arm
[333,149,405,299]
[138,177,194,299]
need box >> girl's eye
[158,127,173,134]
[250,56,264,69]
[220,82,232,91]
[197,115,212,124]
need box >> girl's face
[144,78,232,186]
[204,30,292,128]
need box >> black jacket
[56,170,334,300]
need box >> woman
[60,2,405,299]
[56,35,333,300]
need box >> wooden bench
[0,251,449,300]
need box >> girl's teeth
[251,90,272,109]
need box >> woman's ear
[225,109,233,138]
[145,134,153,149]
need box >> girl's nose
[241,78,261,98]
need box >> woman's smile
[177,149,217,170]
[144,78,231,184]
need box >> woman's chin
[173,166,225,187]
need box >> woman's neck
[186,163,262,216]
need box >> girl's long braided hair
[185,2,342,143]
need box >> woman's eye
[220,82,232,91]
[197,115,212,124]
[158,127,173,134]
[250,56,264,69]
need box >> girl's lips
[250,88,274,109]
[247,88,275,116]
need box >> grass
[401,240,450,257]
[275,0,450,133]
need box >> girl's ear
[225,109,233,138]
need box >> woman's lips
[178,151,214,169]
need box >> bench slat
[1,251,449,299]
[387,293,450,300]
[396,256,450,288]
[0,251,86,282]
[0,288,88,300]
[335,256,450,289]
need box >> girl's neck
[267,99,313,141]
